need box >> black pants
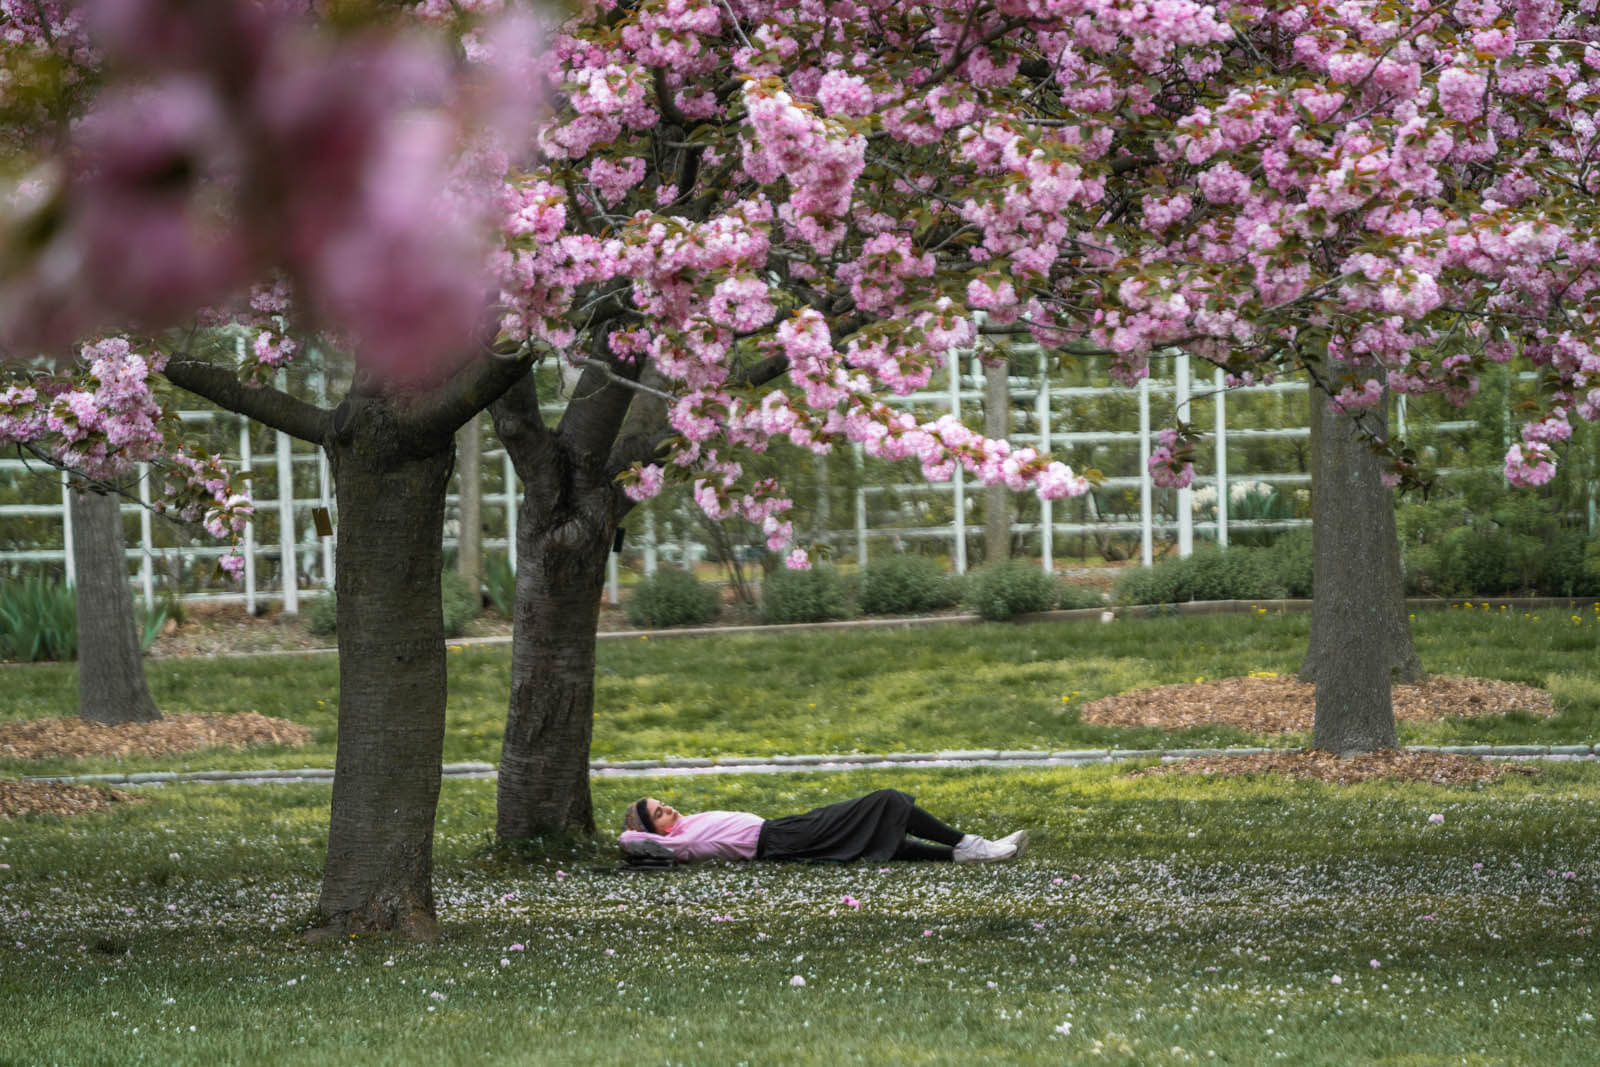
[755,789,962,863]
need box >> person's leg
[903,805,963,847]
[892,839,953,862]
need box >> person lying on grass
[618,787,1027,865]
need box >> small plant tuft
[626,568,721,629]
[441,571,481,637]
[483,553,516,618]
[0,574,77,662]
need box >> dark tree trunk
[488,335,779,842]
[162,352,531,941]
[314,432,454,938]
[71,487,160,724]
[495,495,613,839]
[1298,387,1424,754]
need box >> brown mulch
[1081,674,1554,734]
[0,712,312,761]
[1089,674,1555,785]
[1127,747,1540,785]
[1,779,143,818]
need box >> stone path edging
[29,742,1598,787]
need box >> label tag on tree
[313,507,334,537]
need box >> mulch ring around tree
[1,779,143,818]
[1,713,313,818]
[1089,674,1557,786]
[0,712,312,761]
[1080,674,1555,734]
[1127,747,1542,786]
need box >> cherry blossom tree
[1,0,547,937]
[9,0,1600,905]
[487,0,1600,806]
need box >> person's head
[624,797,680,834]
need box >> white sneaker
[953,834,1017,864]
[995,829,1029,859]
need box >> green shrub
[483,553,516,618]
[761,565,851,624]
[1259,529,1314,598]
[441,571,481,637]
[0,575,77,662]
[1112,545,1287,606]
[306,591,338,636]
[1056,582,1107,610]
[963,560,1058,621]
[627,568,721,628]
[858,555,959,615]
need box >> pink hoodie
[618,809,764,863]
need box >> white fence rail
[1,353,1490,609]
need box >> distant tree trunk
[314,409,454,940]
[70,486,159,725]
[984,360,1010,563]
[1298,387,1424,754]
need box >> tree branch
[161,358,330,445]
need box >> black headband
[635,799,658,835]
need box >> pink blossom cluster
[1,0,547,385]
[0,335,252,557]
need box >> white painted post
[275,425,298,614]
[1176,354,1193,558]
[318,448,334,587]
[503,452,518,571]
[239,421,257,614]
[314,367,334,588]
[854,444,868,569]
[138,462,154,608]
[1214,367,1229,548]
[61,471,75,586]
[643,506,658,577]
[1037,349,1053,574]
[948,348,967,575]
[1138,376,1153,568]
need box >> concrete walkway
[32,742,1599,787]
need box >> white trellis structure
[2,352,1487,608]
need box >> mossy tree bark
[1297,385,1425,754]
[490,330,789,841]
[163,351,528,937]
[70,485,160,725]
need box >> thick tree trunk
[315,438,454,939]
[70,487,160,725]
[1298,388,1424,754]
[495,496,612,840]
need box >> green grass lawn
[4,607,1600,778]
[2,766,1597,1065]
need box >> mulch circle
[0,712,312,761]
[1,779,143,818]
[1128,747,1541,786]
[1080,674,1554,734]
